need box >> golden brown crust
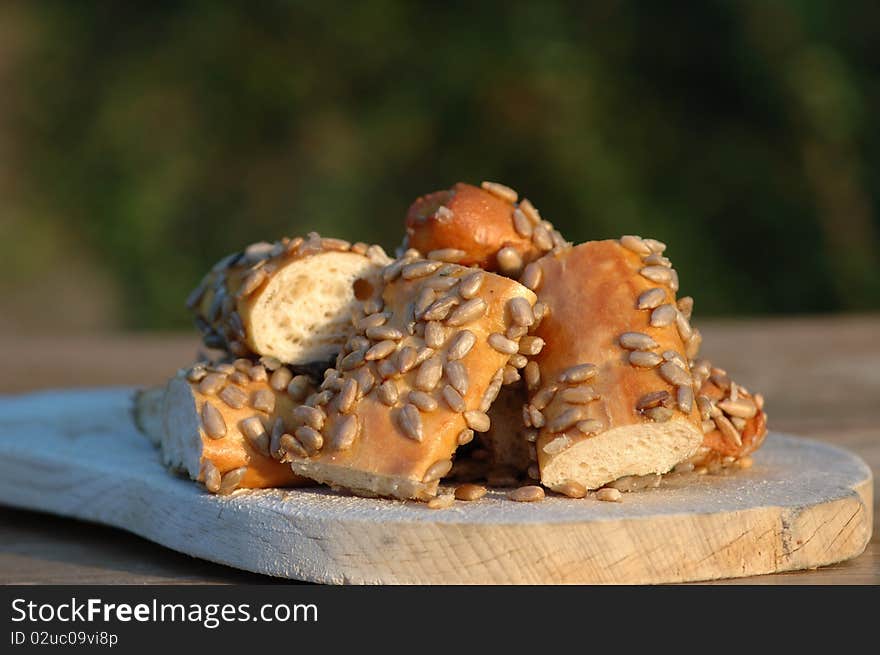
[284,254,537,500]
[163,361,315,493]
[527,238,703,490]
[404,182,567,275]
[188,233,389,362]
[686,361,768,467]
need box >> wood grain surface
[0,315,878,584]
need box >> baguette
[404,182,567,277]
[161,359,315,493]
[188,233,391,364]
[284,254,538,500]
[525,238,703,491]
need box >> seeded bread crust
[526,239,704,491]
[403,182,568,277]
[686,362,768,468]
[284,255,537,500]
[189,233,391,364]
[162,364,314,493]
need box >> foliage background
[1,1,878,332]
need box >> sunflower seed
[643,238,666,253]
[628,350,662,368]
[464,410,491,432]
[424,275,459,292]
[399,404,424,441]
[362,340,395,362]
[637,390,670,410]
[358,312,389,330]
[508,485,544,502]
[596,487,622,502]
[524,404,545,428]
[457,271,485,300]
[499,365,518,385]
[754,393,765,410]
[454,483,487,501]
[238,268,267,298]
[198,373,226,395]
[548,407,586,433]
[250,389,275,413]
[286,375,312,401]
[202,460,222,493]
[340,349,367,371]
[217,385,246,409]
[481,180,518,203]
[423,459,453,483]
[506,325,529,340]
[696,395,713,421]
[530,384,557,410]
[405,390,436,412]
[332,378,356,414]
[619,332,658,350]
[331,415,359,451]
[426,493,455,509]
[532,301,548,322]
[512,208,534,237]
[391,346,415,375]
[636,287,666,310]
[710,369,731,390]
[427,248,466,263]
[200,402,227,439]
[423,321,447,348]
[366,326,404,344]
[422,295,459,321]
[669,269,679,292]
[685,329,702,359]
[447,330,476,360]
[702,419,717,434]
[718,397,758,419]
[532,225,554,251]
[248,365,268,382]
[560,386,599,404]
[676,385,694,414]
[413,287,436,317]
[556,481,587,498]
[294,426,324,454]
[486,332,517,355]
[732,416,748,430]
[659,361,691,386]
[576,419,603,435]
[217,466,248,495]
[293,405,325,430]
[361,298,384,316]
[480,375,503,412]
[241,416,270,455]
[455,428,474,446]
[517,362,538,390]
[558,363,598,383]
[650,304,678,327]
[229,370,250,387]
[543,435,572,455]
[446,298,487,326]
[677,296,694,320]
[433,384,464,412]
[619,235,650,255]
[402,260,442,280]
[640,265,673,284]
[675,312,694,341]
[715,415,742,447]
[496,247,524,276]
[412,355,442,392]
[644,253,671,267]
[347,336,370,353]
[444,360,469,395]
[520,263,542,293]
[645,406,673,422]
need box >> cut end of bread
[161,376,204,480]
[541,418,702,491]
[289,460,438,501]
[249,251,384,364]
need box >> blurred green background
[1,1,878,333]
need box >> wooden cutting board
[0,387,872,584]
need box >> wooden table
[1,316,877,584]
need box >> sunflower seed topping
[576,419,603,435]
[532,224,554,251]
[643,238,666,253]
[331,415,359,451]
[402,260,442,280]
[399,404,424,441]
[548,408,586,433]
[422,295,459,321]
[464,410,491,432]
[424,321,447,348]
[675,312,694,341]
[487,332,518,355]
[427,248,466,263]
[202,460,221,493]
[457,428,475,445]
[340,349,367,371]
[629,350,663,368]
[715,415,743,447]
[200,402,227,439]
[677,385,694,414]
[558,363,598,383]
[619,235,651,255]
[596,487,622,503]
[218,467,248,495]
[198,373,226,395]
[446,297,487,326]
[377,379,399,406]
[293,405,325,430]
[677,296,694,320]
[619,332,658,350]
[241,416,270,455]
[364,340,397,361]
[444,360,469,395]
[512,208,534,237]
[294,426,324,454]
[218,385,247,409]
[496,246,524,276]
[414,355,444,392]
[637,390,670,410]
[481,180,518,203]
[718,397,758,419]
[286,375,312,401]
[650,304,678,327]
[335,378,359,414]
[455,483,487,501]
[637,287,667,310]
[520,262,542,291]
[508,485,545,502]
[543,435,572,455]
[457,271,485,299]
[560,386,599,404]
[524,361,541,389]
[530,385,557,410]
[645,406,673,422]
[407,390,437,412]
[423,459,453,483]
[447,330,476,360]
[251,389,275,413]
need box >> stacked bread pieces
[135,180,767,502]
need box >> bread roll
[403,182,568,277]
[188,233,391,364]
[686,359,768,468]
[133,386,166,447]
[525,238,703,491]
[479,384,532,477]
[161,359,315,493]
[285,254,538,500]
